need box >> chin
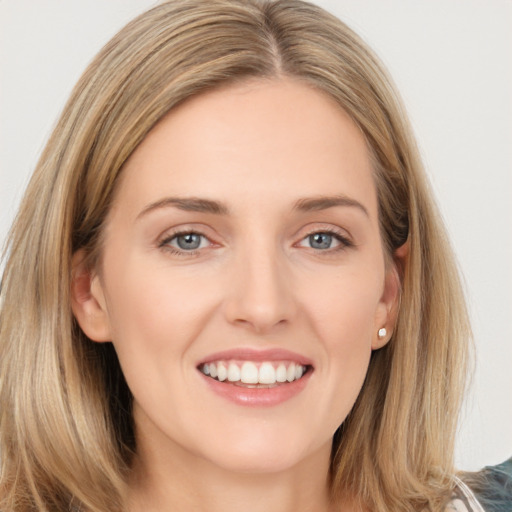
[197,429,329,475]
[211,449,308,475]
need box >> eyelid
[156,223,354,257]
[157,225,219,256]
[297,224,353,244]
[164,232,209,250]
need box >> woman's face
[73,78,399,475]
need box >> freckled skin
[73,78,398,511]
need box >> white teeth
[240,362,259,384]
[286,363,296,382]
[201,361,308,385]
[217,363,227,382]
[276,364,287,382]
[227,362,240,382]
[259,362,276,384]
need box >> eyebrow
[137,197,230,219]
[293,195,369,216]
[137,194,368,219]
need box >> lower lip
[199,370,312,407]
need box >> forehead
[115,77,377,218]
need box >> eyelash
[158,227,353,257]
[158,230,210,257]
[299,228,354,253]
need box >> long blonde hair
[0,1,470,510]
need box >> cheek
[298,267,382,417]
[102,255,223,361]
[314,290,376,378]
[101,259,222,422]
[300,265,382,347]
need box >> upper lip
[197,348,313,367]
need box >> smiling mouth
[198,360,311,387]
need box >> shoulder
[445,476,486,512]
[456,457,512,512]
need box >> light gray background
[1,1,511,471]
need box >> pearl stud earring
[378,327,387,338]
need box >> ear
[372,241,409,350]
[70,250,112,342]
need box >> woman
[0,1,509,511]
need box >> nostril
[232,316,289,334]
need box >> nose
[223,242,296,334]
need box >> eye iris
[309,233,332,249]
[176,233,202,250]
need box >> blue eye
[161,232,209,252]
[175,233,203,250]
[298,230,352,251]
[308,233,335,250]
